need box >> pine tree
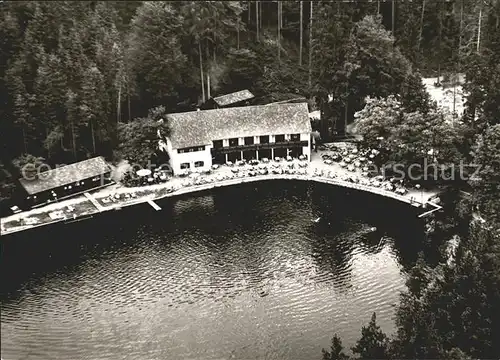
[351,313,390,359]
[65,89,79,160]
[80,64,107,156]
[470,124,500,222]
[128,2,187,105]
[322,334,350,360]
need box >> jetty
[83,192,105,212]
[147,199,161,211]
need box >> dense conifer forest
[1,1,499,358]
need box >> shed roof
[167,102,311,149]
[19,156,111,195]
[212,89,254,107]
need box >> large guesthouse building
[165,103,312,175]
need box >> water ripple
[1,181,420,360]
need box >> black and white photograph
[1,0,499,359]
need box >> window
[178,146,205,154]
[275,134,285,142]
[260,135,269,144]
[244,136,254,145]
[180,163,190,169]
[291,133,300,141]
[229,138,239,146]
[213,140,223,148]
[194,161,204,168]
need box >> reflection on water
[1,181,425,360]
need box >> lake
[1,180,425,360]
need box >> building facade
[18,156,113,209]
[166,103,312,175]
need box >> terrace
[1,144,441,236]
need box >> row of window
[177,135,302,153]
[180,161,204,169]
[27,179,90,200]
[178,146,205,154]
[213,134,301,149]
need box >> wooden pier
[418,201,443,218]
[83,192,105,212]
[147,199,161,211]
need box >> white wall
[165,138,175,173]
[167,139,213,175]
[301,132,311,160]
[167,130,311,174]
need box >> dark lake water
[1,180,425,360]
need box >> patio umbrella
[136,169,152,177]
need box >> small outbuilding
[18,156,113,208]
[201,89,255,110]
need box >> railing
[2,172,436,236]
[211,140,309,155]
[168,174,419,206]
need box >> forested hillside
[0,1,495,164]
[1,1,497,193]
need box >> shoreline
[1,170,438,237]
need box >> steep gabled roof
[19,156,111,195]
[212,89,254,107]
[166,102,311,149]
